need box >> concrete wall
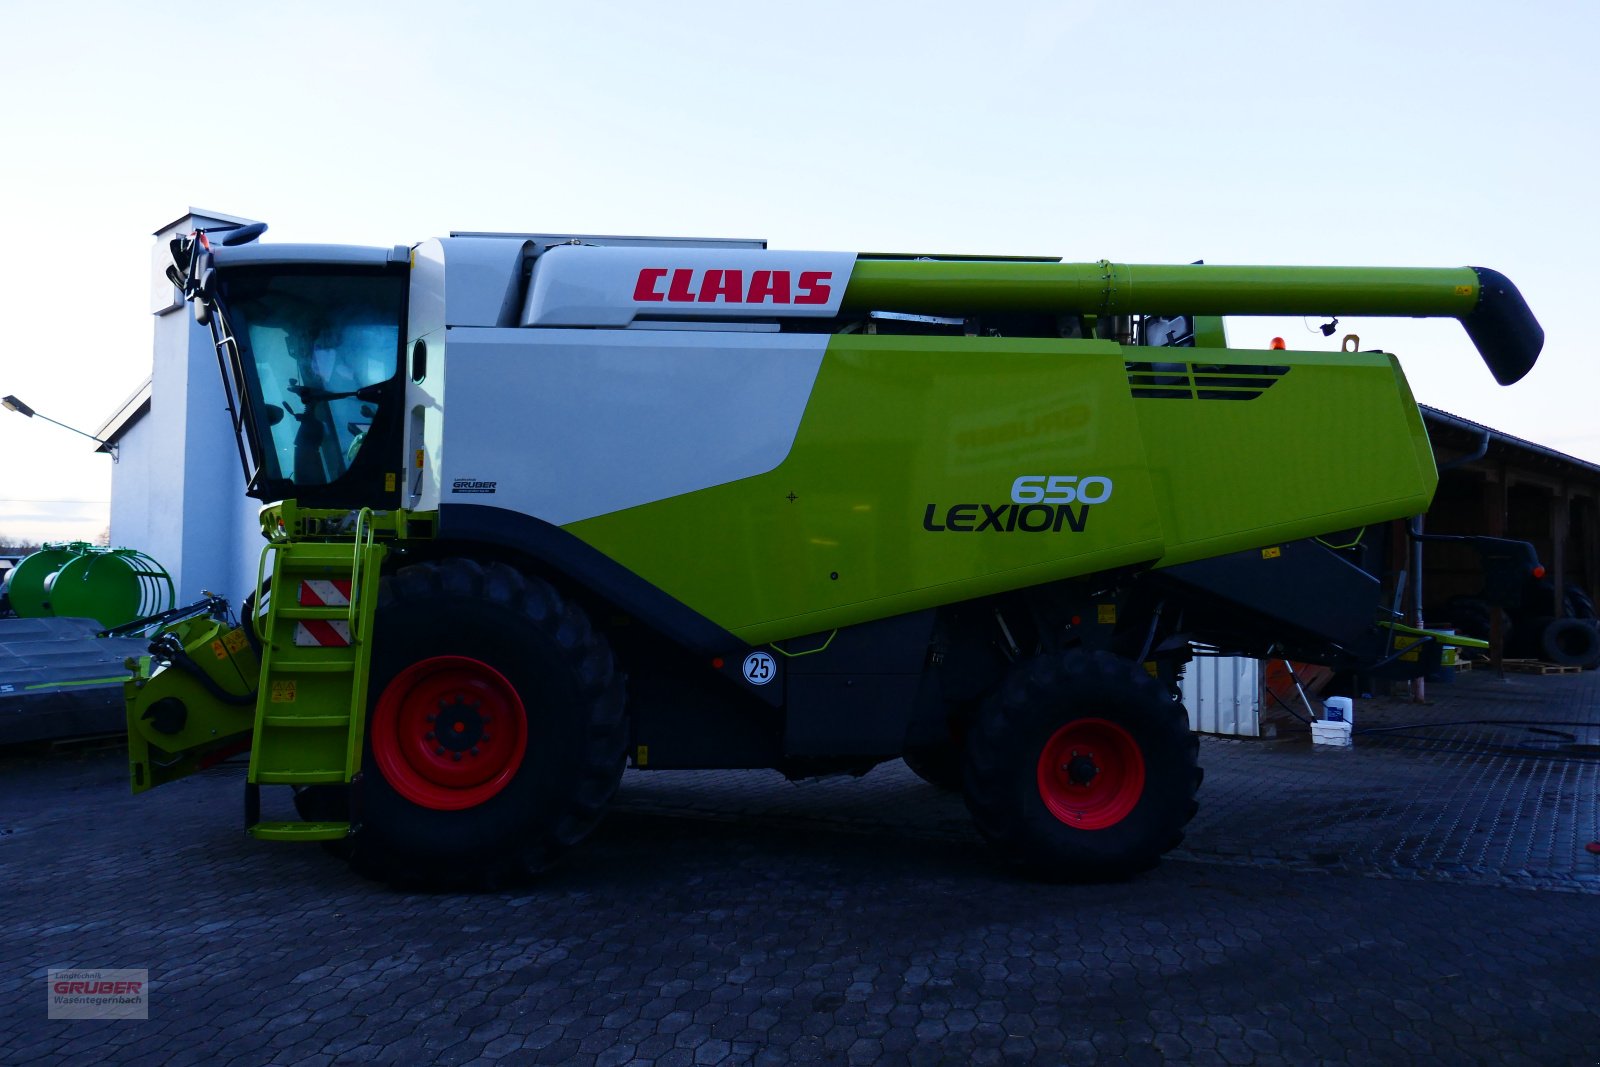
[107,210,266,611]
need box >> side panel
[567,335,1168,643]
[1130,350,1438,567]
[436,328,828,526]
[435,329,1437,651]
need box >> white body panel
[523,244,856,327]
[434,328,828,525]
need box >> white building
[96,209,266,609]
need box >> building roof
[152,206,258,236]
[94,377,152,453]
[1421,404,1600,480]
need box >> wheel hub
[371,656,527,810]
[430,695,488,755]
[1064,754,1099,785]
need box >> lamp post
[2,395,118,460]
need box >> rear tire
[348,558,625,887]
[963,649,1201,881]
[1539,616,1600,669]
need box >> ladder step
[267,660,357,673]
[262,714,350,729]
[249,821,351,842]
[276,544,364,564]
[255,770,348,784]
[276,606,352,621]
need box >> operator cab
[173,235,409,508]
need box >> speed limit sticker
[742,651,776,686]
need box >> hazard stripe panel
[299,580,352,607]
[295,620,352,647]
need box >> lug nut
[470,747,480,756]
[452,752,462,762]
[425,731,435,740]
[434,746,445,755]
[481,734,491,743]
[426,714,436,723]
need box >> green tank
[7,543,173,628]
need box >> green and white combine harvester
[125,222,1544,884]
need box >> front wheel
[963,650,1201,881]
[349,558,626,886]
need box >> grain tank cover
[521,244,857,327]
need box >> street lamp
[2,395,118,460]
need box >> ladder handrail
[347,508,376,643]
[251,542,275,646]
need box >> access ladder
[245,509,387,841]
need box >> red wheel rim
[370,656,528,811]
[1035,718,1145,829]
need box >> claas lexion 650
[124,222,1543,884]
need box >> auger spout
[842,260,1542,385]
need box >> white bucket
[1311,720,1354,747]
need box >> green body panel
[1128,349,1435,568]
[565,337,1436,645]
[125,615,257,794]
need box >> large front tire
[963,650,1200,881]
[349,558,625,886]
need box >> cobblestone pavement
[2,669,1598,1064]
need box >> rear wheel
[1538,616,1600,669]
[348,558,625,886]
[963,649,1200,881]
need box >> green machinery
[122,223,1543,884]
[7,543,173,629]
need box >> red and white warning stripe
[295,620,351,647]
[296,579,353,646]
[299,579,351,607]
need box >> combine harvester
[122,222,1543,884]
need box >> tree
[0,532,42,555]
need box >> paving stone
[2,671,1599,1063]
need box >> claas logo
[633,268,832,305]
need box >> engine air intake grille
[1126,362,1290,401]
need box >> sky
[1,0,1596,545]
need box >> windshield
[216,269,405,491]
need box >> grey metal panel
[451,231,766,250]
[210,243,400,268]
[1180,656,1261,737]
[438,328,828,526]
[432,237,535,327]
[521,245,854,328]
